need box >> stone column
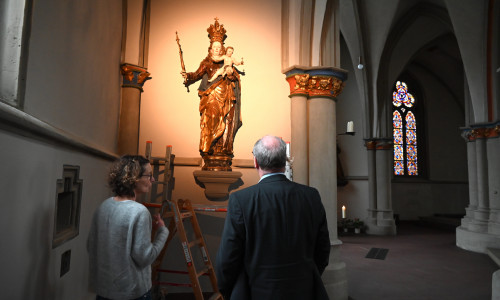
[362,139,396,235]
[464,128,490,233]
[457,123,500,253]
[374,140,397,235]
[118,63,151,155]
[462,134,478,228]
[290,94,308,185]
[488,127,500,233]
[309,95,346,300]
[474,131,489,226]
[284,65,348,300]
[308,96,337,237]
[365,140,378,228]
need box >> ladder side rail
[144,141,163,205]
[172,199,205,300]
[152,216,177,282]
[181,199,221,295]
[157,202,178,262]
[151,161,162,203]
[163,146,174,202]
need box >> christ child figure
[208,46,244,82]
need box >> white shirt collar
[259,172,285,182]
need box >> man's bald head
[252,135,287,172]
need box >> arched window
[393,81,418,176]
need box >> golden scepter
[176,31,189,92]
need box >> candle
[347,121,354,133]
[342,205,346,218]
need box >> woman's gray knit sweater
[87,198,169,299]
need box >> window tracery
[393,81,418,176]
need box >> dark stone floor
[341,221,497,300]
[163,221,498,299]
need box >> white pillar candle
[347,121,354,133]
[342,205,346,218]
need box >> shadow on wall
[24,205,54,299]
[392,182,469,220]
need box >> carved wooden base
[202,154,233,171]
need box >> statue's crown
[207,18,227,43]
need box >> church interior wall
[336,0,471,222]
[383,2,469,221]
[21,0,123,153]
[445,0,489,123]
[123,0,144,65]
[391,63,470,224]
[0,130,112,300]
[389,65,469,219]
[392,182,469,220]
[420,70,466,181]
[337,35,370,221]
[1,0,123,299]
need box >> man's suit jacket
[216,174,330,300]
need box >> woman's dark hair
[108,155,150,197]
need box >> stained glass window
[393,81,418,176]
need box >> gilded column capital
[364,138,393,150]
[120,63,151,92]
[365,140,377,150]
[283,65,348,100]
[461,122,500,141]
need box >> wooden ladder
[160,199,223,300]
[142,142,222,300]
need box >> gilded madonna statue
[181,19,243,171]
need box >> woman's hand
[153,213,165,228]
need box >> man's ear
[253,156,259,169]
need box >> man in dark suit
[216,135,330,299]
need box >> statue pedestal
[193,170,243,200]
[202,155,233,171]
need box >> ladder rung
[188,238,202,248]
[153,182,167,185]
[157,281,192,287]
[162,212,174,218]
[150,156,170,161]
[196,267,209,278]
[143,202,162,208]
[208,292,223,300]
[180,212,193,219]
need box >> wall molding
[0,102,118,161]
